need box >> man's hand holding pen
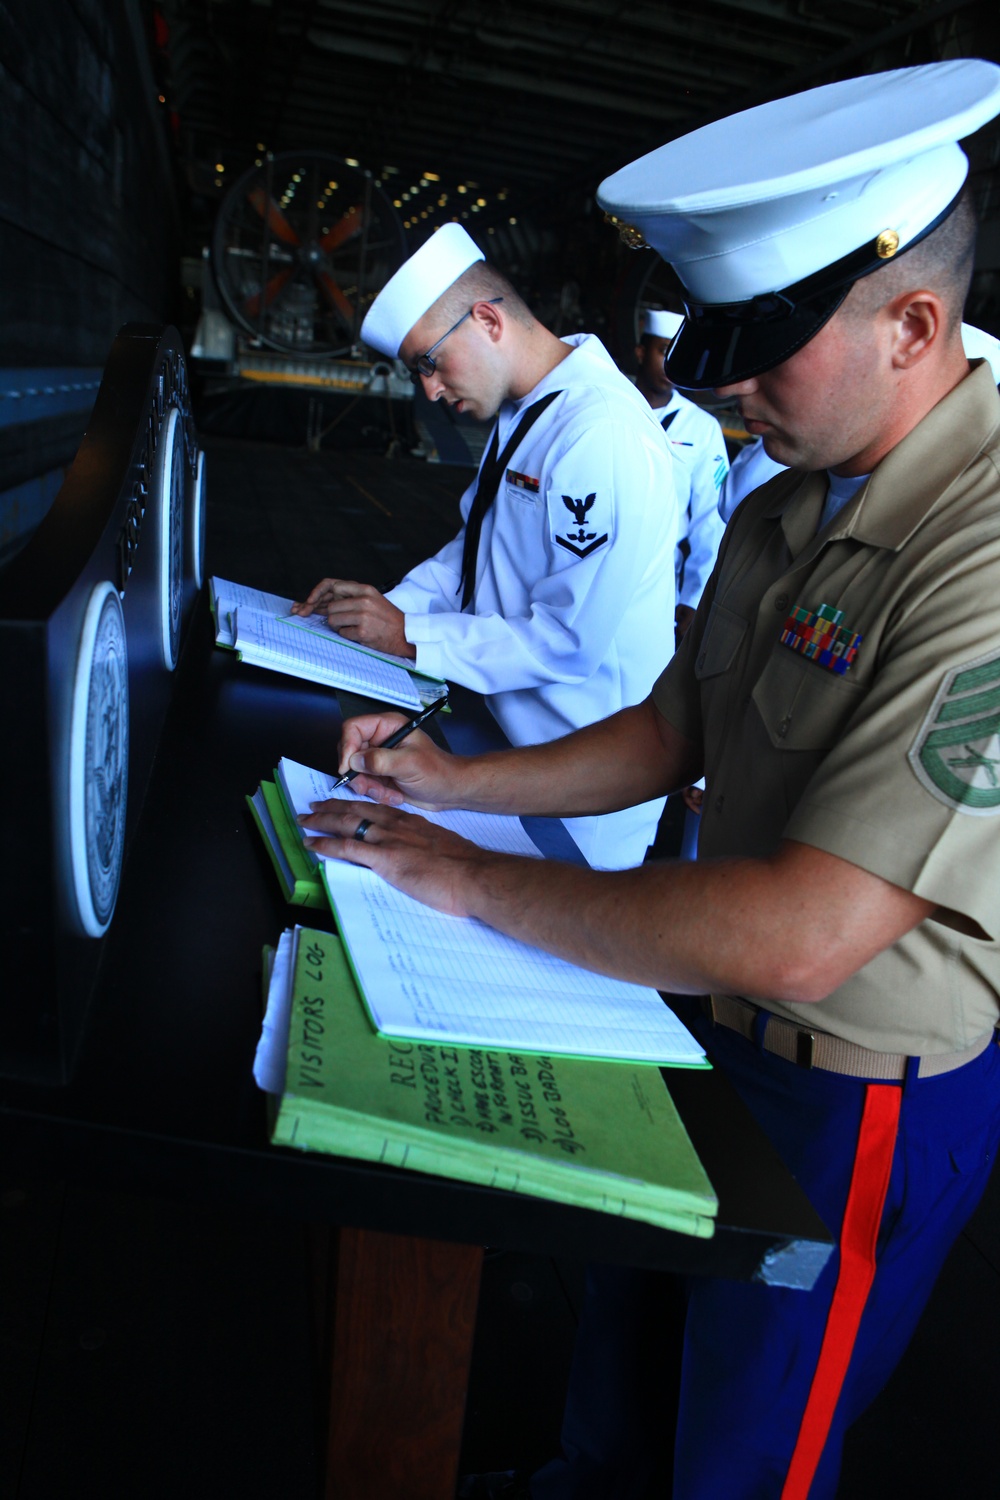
[296,703,502,916]
[324,700,460,808]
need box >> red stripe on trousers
[780,1082,902,1500]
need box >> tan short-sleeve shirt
[653,361,1000,1055]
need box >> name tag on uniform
[780,601,862,676]
[506,468,540,493]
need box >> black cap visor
[666,286,848,390]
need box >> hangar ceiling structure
[158,0,1000,336]
[162,0,999,212]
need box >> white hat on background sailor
[962,321,1000,383]
[598,60,1000,390]
[360,224,485,358]
[641,308,685,340]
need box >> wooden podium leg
[323,1227,483,1500]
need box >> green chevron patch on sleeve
[909,650,1000,815]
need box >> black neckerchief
[457,389,563,609]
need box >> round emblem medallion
[156,406,185,669]
[69,582,130,937]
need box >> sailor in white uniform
[960,320,1000,379]
[294,226,678,869]
[634,308,729,635]
[717,436,787,522]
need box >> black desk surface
[1,600,832,1287]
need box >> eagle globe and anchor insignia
[909,650,1000,815]
[555,493,609,559]
[69,582,130,936]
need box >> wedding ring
[353,818,373,842]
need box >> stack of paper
[259,926,718,1238]
[209,575,447,710]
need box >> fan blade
[247,187,300,247]
[315,270,355,328]
[320,204,365,252]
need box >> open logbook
[276,757,707,1068]
[209,576,447,710]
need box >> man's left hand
[299,799,496,916]
[294,579,415,658]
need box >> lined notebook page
[209,576,440,684]
[280,610,428,675]
[277,757,542,858]
[211,578,292,646]
[321,863,705,1064]
[235,611,423,708]
[277,757,705,1063]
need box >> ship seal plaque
[68,581,129,937]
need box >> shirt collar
[764,360,1000,552]
[506,332,605,417]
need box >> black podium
[0,330,831,1498]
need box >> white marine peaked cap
[642,309,685,339]
[598,60,1000,388]
[360,224,485,357]
[962,322,1000,383]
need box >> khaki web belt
[701,993,996,1080]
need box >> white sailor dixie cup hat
[361,223,485,358]
[641,308,684,340]
[598,60,1000,390]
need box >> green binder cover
[272,929,718,1238]
[247,782,327,909]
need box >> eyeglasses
[408,297,503,383]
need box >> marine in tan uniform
[671,357,1000,1061]
[300,60,1000,1500]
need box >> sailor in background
[633,309,729,861]
[634,308,729,636]
[718,433,787,522]
[294,225,678,869]
[301,59,1000,1500]
[960,318,1000,378]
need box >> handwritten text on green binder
[293,936,584,1153]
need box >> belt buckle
[795,1029,816,1069]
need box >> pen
[327,693,449,790]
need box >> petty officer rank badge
[779,601,862,676]
[553,492,610,559]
